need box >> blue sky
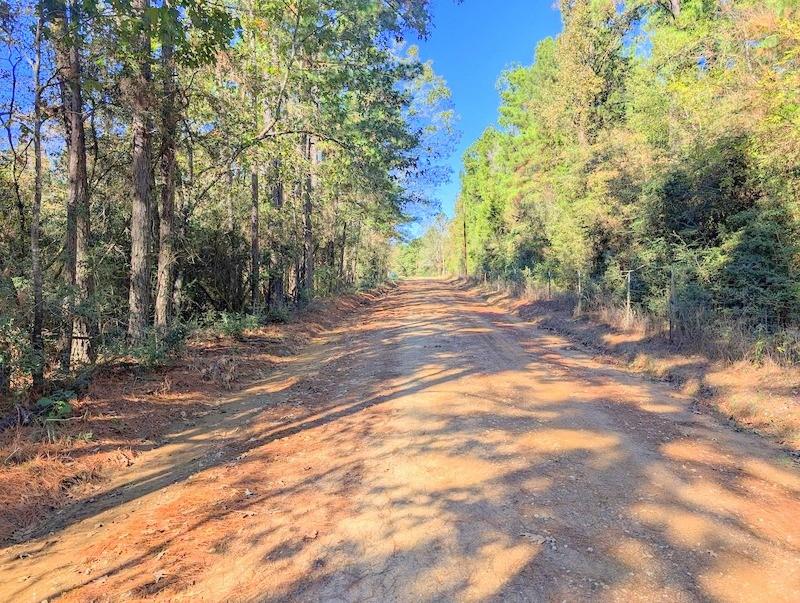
[411,0,563,222]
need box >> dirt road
[3,280,800,602]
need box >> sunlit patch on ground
[2,280,799,602]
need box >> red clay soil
[0,288,390,544]
[1,280,799,602]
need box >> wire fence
[473,265,800,365]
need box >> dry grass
[465,277,800,455]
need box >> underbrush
[468,275,800,452]
[474,275,800,366]
[0,304,299,416]
[105,307,294,372]
[0,284,390,542]
[198,307,292,339]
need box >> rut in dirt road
[3,280,800,602]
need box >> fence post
[576,270,582,315]
[547,269,552,300]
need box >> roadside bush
[126,323,190,369]
[263,305,291,324]
[36,389,76,420]
[209,312,259,339]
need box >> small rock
[521,532,556,549]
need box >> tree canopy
[0,0,454,397]
[399,0,800,357]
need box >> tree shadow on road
[4,280,800,602]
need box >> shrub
[36,389,76,420]
[263,305,291,324]
[127,323,190,369]
[213,312,259,339]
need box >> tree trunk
[171,194,187,319]
[288,180,301,303]
[49,0,75,370]
[302,134,315,297]
[288,255,300,304]
[154,33,177,333]
[0,350,9,397]
[173,138,192,319]
[0,256,16,396]
[351,221,361,286]
[225,169,239,311]
[61,1,94,366]
[246,16,261,314]
[295,259,302,302]
[31,8,44,393]
[268,159,284,309]
[250,163,260,312]
[127,0,154,342]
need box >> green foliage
[391,214,451,277]
[440,0,800,360]
[36,389,76,420]
[207,312,259,339]
[127,337,176,370]
[2,0,451,398]
[263,304,291,325]
[394,239,423,277]
[126,324,189,369]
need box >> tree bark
[60,0,95,366]
[268,159,284,309]
[351,220,361,286]
[338,221,347,283]
[154,32,177,333]
[250,163,260,312]
[225,169,239,311]
[0,256,15,396]
[288,180,300,303]
[49,0,75,370]
[31,7,44,393]
[302,134,315,297]
[246,14,261,314]
[127,0,154,342]
[173,138,192,319]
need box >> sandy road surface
[2,280,800,602]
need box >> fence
[473,265,800,365]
